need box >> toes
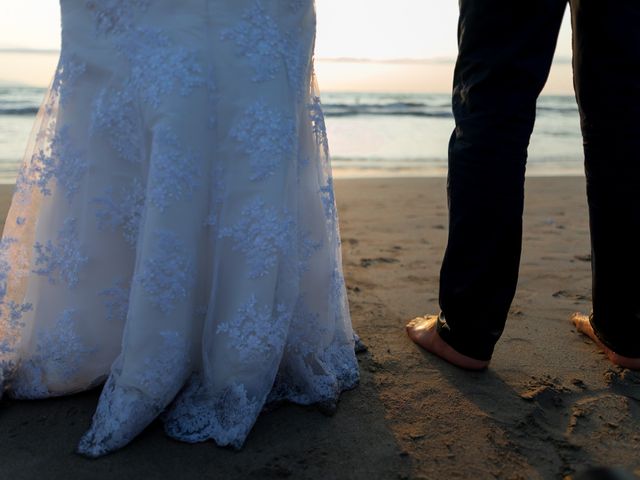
[570,312,589,331]
[405,318,419,330]
[405,317,425,331]
[406,316,436,332]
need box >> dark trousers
[438,0,640,361]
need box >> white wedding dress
[0,0,359,457]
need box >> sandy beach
[1,177,639,479]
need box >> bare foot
[406,315,490,371]
[571,313,640,370]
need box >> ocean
[0,86,584,184]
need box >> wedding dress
[0,0,359,457]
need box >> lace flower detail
[309,96,329,157]
[0,237,33,365]
[77,373,161,458]
[135,230,194,314]
[163,375,262,449]
[330,265,348,306]
[283,31,310,100]
[320,177,337,222]
[1,237,18,297]
[11,308,95,399]
[230,100,295,181]
[77,331,190,457]
[221,1,284,83]
[51,53,86,107]
[287,299,325,353]
[221,1,310,96]
[219,197,295,279]
[92,178,145,247]
[217,295,289,362]
[30,125,88,200]
[0,238,29,291]
[36,309,94,378]
[99,278,130,323]
[91,88,142,163]
[204,165,228,228]
[120,28,205,109]
[0,302,33,367]
[85,0,151,35]
[134,331,190,398]
[299,232,323,273]
[33,217,89,288]
[148,126,201,211]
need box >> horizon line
[0,47,60,54]
[0,48,573,65]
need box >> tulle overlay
[0,0,358,456]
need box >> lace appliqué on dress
[120,28,206,109]
[204,165,228,228]
[92,178,145,247]
[77,373,161,458]
[11,309,95,399]
[0,238,32,380]
[78,331,191,456]
[221,1,310,97]
[220,2,284,83]
[0,301,33,375]
[33,217,89,288]
[135,230,195,314]
[148,126,201,212]
[230,100,296,181]
[219,197,295,279]
[51,53,87,107]
[134,331,191,399]
[85,0,151,36]
[99,278,130,323]
[309,96,329,158]
[163,375,263,449]
[30,125,88,200]
[216,295,289,362]
[91,88,143,164]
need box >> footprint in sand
[552,290,591,302]
[360,257,400,268]
[566,393,640,462]
[520,383,569,407]
[403,275,432,286]
[604,369,640,401]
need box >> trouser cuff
[589,314,640,359]
[436,312,495,362]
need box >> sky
[0,0,575,93]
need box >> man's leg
[570,0,640,367]
[408,0,567,365]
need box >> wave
[0,107,39,115]
[325,110,452,118]
[321,101,577,118]
[0,89,579,120]
[323,101,430,109]
[322,102,452,118]
[2,103,576,118]
[537,106,579,115]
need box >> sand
[1,177,640,480]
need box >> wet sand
[1,177,640,479]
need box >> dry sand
[1,177,640,479]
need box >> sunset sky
[0,0,574,93]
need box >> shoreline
[0,172,587,188]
